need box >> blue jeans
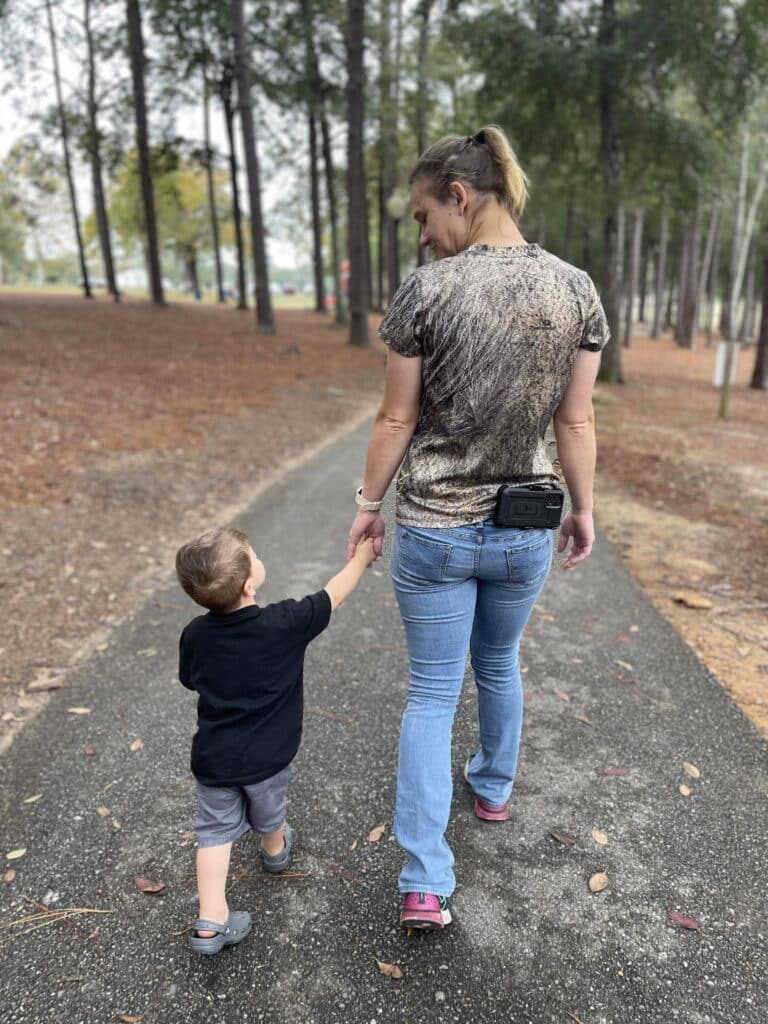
[391,520,553,897]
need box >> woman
[347,126,609,930]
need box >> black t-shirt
[178,591,332,786]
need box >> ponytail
[409,123,529,221]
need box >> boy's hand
[352,537,377,568]
[347,510,385,561]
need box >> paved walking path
[1,423,766,1024]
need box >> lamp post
[385,189,409,301]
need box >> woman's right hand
[347,510,386,561]
[556,511,594,570]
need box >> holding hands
[347,510,385,563]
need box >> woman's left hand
[347,510,385,561]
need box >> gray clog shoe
[188,910,252,955]
[260,823,293,873]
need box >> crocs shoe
[400,892,452,930]
[260,823,293,873]
[188,910,251,955]
[464,755,510,822]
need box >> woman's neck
[465,205,527,249]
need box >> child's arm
[324,538,377,611]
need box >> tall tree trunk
[696,201,720,344]
[126,0,164,304]
[622,208,643,347]
[300,0,325,314]
[379,0,398,303]
[231,0,274,334]
[721,134,768,417]
[678,202,701,349]
[308,111,325,313]
[185,246,200,295]
[376,169,385,311]
[346,0,369,346]
[320,104,346,326]
[651,204,669,339]
[738,243,756,341]
[415,0,434,267]
[46,0,91,299]
[638,234,649,322]
[84,0,118,301]
[221,68,247,310]
[675,225,691,343]
[750,230,768,389]
[597,0,624,382]
[705,219,721,348]
[203,75,225,304]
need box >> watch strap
[355,486,383,512]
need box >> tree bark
[84,0,118,300]
[300,0,326,314]
[622,208,643,347]
[678,202,701,349]
[597,0,623,381]
[346,0,369,346]
[651,205,669,339]
[185,246,200,296]
[220,68,247,310]
[750,232,768,389]
[46,0,91,299]
[638,232,649,322]
[126,0,164,304]
[231,0,275,334]
[696,202,720,344]
[415,0,434,267]
[739,243,756,342]
[203,75,225,304]
[320,104,346,326]
[705,219,721,348]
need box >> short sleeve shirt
[378,244,609,527]
[178,591,332,786]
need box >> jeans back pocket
[397,529,454,583]
[504,531,553,588]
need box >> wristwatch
[355,486,383,512]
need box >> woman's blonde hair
[409,125,529,221]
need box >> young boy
[175,525,376,955]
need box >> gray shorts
[194,762,293,848]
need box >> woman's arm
[347,350,423,560]
[552,348,601,569]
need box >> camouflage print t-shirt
[378,243,610,528]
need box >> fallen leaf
[134,876,165,894]
[375,959,403,980]
[679,784,691,797]
[570,656,583,663]
[350,839,358,851]
[368,824,386,843]
[614,659,633,672]
[588,871,609,893]
[521,666,529,675]
[135,647,157,658]
[591,828,609,846]
[87,926,101,941]
[179,831,195,841]
[23,794,42,804]
[96,806,111,817]
[119,1016,144,1023]
[3,869,16,882]
[67,707,92,715]
[615,635,632,645]
[1,711,14,722]
[111,819,122,830]
[628,625,640,633]
[673,592,713,610]
[129,738,145,752]
[26,668,66,692]
[554,688,571,703]
[682,762,701,779]
[667,908,701,931]
[550,831,576,848]
[603,768,629,776]
[6,848,26,861]
[574,714,593,726]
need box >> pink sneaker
[464,755,510,821]
[473,796,510,822]
[400,892,452,930]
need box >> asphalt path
[1,421,766,1024]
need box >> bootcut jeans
[391,519,553,898]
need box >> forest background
[0,0,767,741]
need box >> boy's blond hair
[175,527,252,613]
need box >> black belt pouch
[493,484,565,529]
